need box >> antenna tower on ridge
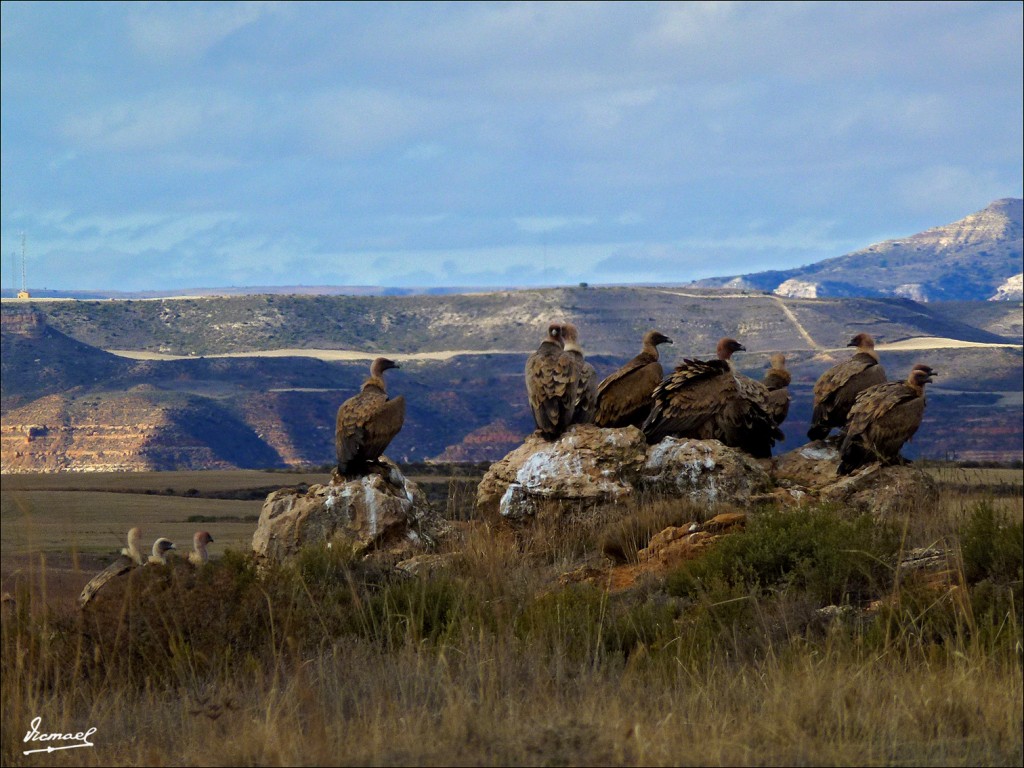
[17,232,30,299]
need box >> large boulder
[642,437,772,504]
[252,459,446,565]
[476,425,648,522]
[476,426,772,523]
[773,441,939,518]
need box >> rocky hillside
[2,288,1021,470]
[694,198,1023,302]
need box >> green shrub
[665,506,901,606]
[960,502,1024,585]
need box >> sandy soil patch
[874,336,1022,351]
[106,348,523,362]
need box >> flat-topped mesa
[807,333,886,441]
[336,356,406,476]
[594,329,673,429]
[838,365,937,475]
[525,321,577,439]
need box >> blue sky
[2,1,1022,293]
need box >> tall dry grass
[2,479,1021,767]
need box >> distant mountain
[2,288,1021,469]
[693,198,1023,302]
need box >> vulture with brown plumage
[525,322,577,439]
[762,352,792,430]
[642,337,782,458]
[336,357,406,475]
[561,322,598,424]
[807,333,886,441]
[593,330,673,428]
[838,365,936,475]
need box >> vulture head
[123,527,145,565]
[545,322,565,347]
[150,537,176,564]
[768,352,786,369]
[191,531,214,565]
[908,366,937,388]
[369,357,400,377]
[912,363,937,377]
[644,330,673,347]
[716,337,746,360]
[846,333,875,350]
[560,322,581,347]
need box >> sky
[1,1,1022,293]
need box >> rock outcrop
[252,459,445,565]
[476,425,772,522]
[478,428,937,527]
[773,440,939,518]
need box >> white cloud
[126,1,282,62]
[513,216,598,234]
[62,91,250,154]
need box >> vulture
[525,321,577,439]
[593,330,673,428]
[762,352,792,430]
[642,337,782,458]
[78,526,144,607]
[189,531,214,566]
[807,333,887,441]
[561,322,598,424]
[148,538,176,565]
[838,365,937,475]
[335,357,406,475]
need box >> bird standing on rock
[762,352,792,432]
[561,322,597,425]
[335,357,406,476]
[642,337,781,458]
[838,365,936,475]
[525,322,577,439]
[594,330,673,429]
[808,333,886,441]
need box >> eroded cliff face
[0,391,284,473]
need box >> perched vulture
[561,322,598,424]
[594,330,673,428]
[525,322,577,439]
[762,352,792,430]
[78,526,144,607]
[642,337,782,458]
[335,357,406,475]
[148,537,176,565]
[838,365,937,475]
[807,333,886,441]
[188,531,214,566]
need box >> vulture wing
[594,356,663,428]
[809,353,886,438]
[642,358,733,443]
[526,346,577,436]
[79,554,135,608]
[361,395,406,461]
[839,382,923,472]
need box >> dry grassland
[1,466,1021,766]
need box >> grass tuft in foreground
[2,498,1021,766]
